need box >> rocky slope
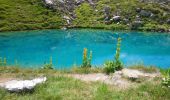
[0,0,169,32]
[43,0,170,32]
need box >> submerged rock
[0,77,47,93]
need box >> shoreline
[0,27,170,33]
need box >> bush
[0,57,7,67]
[104,36,123,74]
[162,69,170,88]
[43,56,53,69]
[104,61,116,74]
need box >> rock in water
[0,77,47,92]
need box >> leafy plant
[104,61,116,74]
[162,69,170,88]
[0,57,7,66]
[43,56,53,69]
[115,37,123,70]
[81,48,92,68]
[104,36,123,74]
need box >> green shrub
[81,48,92,68]
[0,57,7,66]
[104,36,123,74]
[43,56,53,69]
[104,61,116,74]
[162,69,170,88]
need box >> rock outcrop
[42,0,170,32]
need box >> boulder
[136,8,141,13]
[139,10,151,17]
[104,6,111,16]
[63,16,72,25]
[0,77,47,93]
[150,13,156,19]
[44,0,54,5]
[123,18,129,24]
[76,0,85,5]
[122,69,142,80]
[111,16,121,22]
[167,19,170,24]
[88,0,95,5]
[131,20,144,29]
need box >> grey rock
[111,16,121,22]
[131,21,144,29]
[76,0,85,5]
[44,0,54,5]
[139,0,170,4]
[123,18,129,24]
[167,19,170,24]
[136,8,141,13]
[139,10,152,17]
[150,13,156,19]
[104,6,111,16]
[88,0,95,5]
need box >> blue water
[0,29,170,69]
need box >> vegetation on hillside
[0,0,63,32]
[0,0,169,32]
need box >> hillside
[0,0,170,32]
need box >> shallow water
[0,29,170,69]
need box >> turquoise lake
[0,29,170,69]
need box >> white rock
[63,16,71,20]
[44,0,53,5]
[0,77,47,92]
[122,68,143,79]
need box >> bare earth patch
[70,68,161,89]
[0,74,17,87]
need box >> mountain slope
[0,0,169,32]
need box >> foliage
[0,57,7,66]
[0,0,63,32]
[162,69,170,88]
[104,61,116,74]
[114,37,123,70]
[0,0,169,32]
[81,48,92,68]
[43,56,53,69]
[104,36,123,74]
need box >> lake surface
[0,29,170,69]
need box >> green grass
[0,0,64,32]
[0,66,170,100]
